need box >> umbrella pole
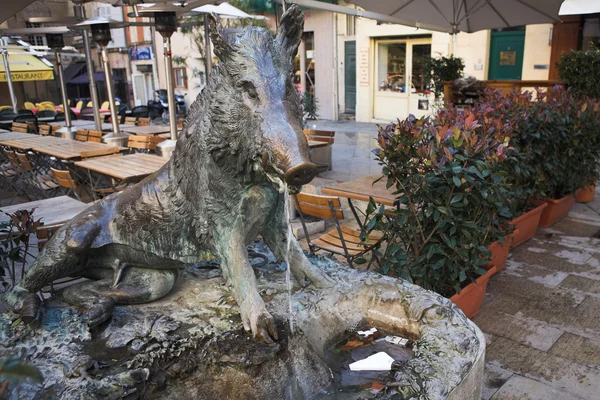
[164,36,177,140]
[80,11,102,131]
[55,50,72,129]
[204,14,212,79]
[1,40,18,113]
[101,46,120,135]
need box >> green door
[344,41,356,114]
[488,30,525,80]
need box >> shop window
[378,42,406,92]
[175,68,187,88]
[411,44,432,94]
[582,17,600,50]
[25,22,46,47]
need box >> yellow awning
[0,49,54,82]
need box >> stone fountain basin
[0,245,484,400]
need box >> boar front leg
[214,226,278,343]
[262,201,333,289]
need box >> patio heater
[0,38,18,113]
[154,11,178,158]
[47,33,77,138]
[76,17,129,146]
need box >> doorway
[373,38,432,121]
[488,30,526,80]
[344,41,356,114]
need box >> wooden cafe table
[0,196,90,227]
[321,175,398,228]
[32,140,126,161]
[0,135,67,151]
[74,153,168,192]
[0,131,36,141]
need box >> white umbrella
[345,0,564,33]
[559,0,600,16]
[191,2,267,20]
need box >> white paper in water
[348,352,395,371]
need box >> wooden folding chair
[127,135,165,153]
[39,125,52,136]
[123,116,137,126]
[1,149,29,203]
[15,152,58,198]
[75,129,89,142]
[293,192,384,268]
[137,117,151,126]
[87,130,103,143]
[50,168,82,201]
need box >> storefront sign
[130,46,152,61]
[499,51,516,66]
[359,47,369,87]
[0,70,54,82]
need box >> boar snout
[284,162,317,187]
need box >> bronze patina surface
[5,6,331,343]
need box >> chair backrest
[80,146,121,159]
[13,115,38,133]
[87,130,103,143]
[124,116,137,125]
[137,117,151,126]
[24,102,35,110]
[303,129,335,144]
[11,122,29,133]
[15,152,33,171]
[51,168,78,189]
[18,109,34,116]
[75,100,83,109]
[39,125,52,136]
[86,101,93,107]
[3,149,20,166]
[131,106,149,119]
[75,129,89,142]
[38,109,57,119]
[54,109,76,122]
[294,193,344,220]
[0,105,13,112]
[100,101,110,110]
[51,124,63,133]
[1,112,17,121]
[127,135,165,151]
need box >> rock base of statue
[0,240,484,399]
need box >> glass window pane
[411,44,432,94]
[582,17,600,50]
[378,43,406,92]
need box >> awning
[0,48,55,82]
[67,71,123,85]
[63,62,87,82]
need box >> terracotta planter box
[538,195,575,228]
[450,266,497,319]
[509,203,548,248]
[576,184,596,203]
[483,231,516,273]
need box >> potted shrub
[424,54,465,103]
[364,106,513,318]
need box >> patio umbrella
[559,0,600,15]
[191,3,267,20]
[343,0,564,33]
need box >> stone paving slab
[548,332,600,367]
[482,363,514,400]
[490,375,586,400]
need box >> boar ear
[275,5,304,64]
[208,14,234,63]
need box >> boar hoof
[86,297,115,328]
[241,300,279,343]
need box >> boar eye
[241,81,259,100]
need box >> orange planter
[483,232,515,273]
[538,195,575,228]
[509,203,547,248]
[450,266,497,319]
[576,185,596,203]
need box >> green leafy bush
[364,106,514,297]
[302,92,319,120]
[424,55,465,100]
[558,45,600,99]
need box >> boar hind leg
[262,205,333,289]
[64,267,177,327]
[214,227,278,343]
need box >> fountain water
[284,184,295,334]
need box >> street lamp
[76,16,127,144]
[46,33,77,137]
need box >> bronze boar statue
[5,6,332,343]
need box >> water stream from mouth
[283,184,294,334]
